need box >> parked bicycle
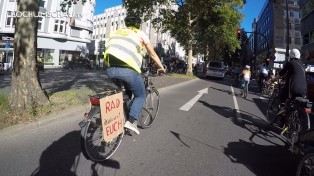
[79,67,160,162]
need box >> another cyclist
[258,63,269,93]
[239,65,251,94]
[104,14,165,135]
[271,48,307,115]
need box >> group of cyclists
[102,12,308,136]
[237,48,307,116]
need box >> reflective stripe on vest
[106,44,141,67]
[104,28,143,73]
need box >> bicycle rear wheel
[139,88,160,128]
[243,83,248,98]
[296,152,314,176]
[286,108,311,132]
[266,95,280,124]
[81,106,124,162]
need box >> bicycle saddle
[294,97,312,108]
[111,78,127,89]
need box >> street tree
[11,0,87,116]
[123,0,244,75]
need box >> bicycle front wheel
[266,95,280,124]
[81,106,124,162]
[296,152,314,176]
[139,88,160,128]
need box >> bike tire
[266,95,280,124]
[139,88,160,128]
[81,106,124,162]
[296,152,314,176]
[286,108,311,132]
[243,83,248,98]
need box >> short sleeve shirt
[138,30,150,46]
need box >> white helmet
[289,48,301,59]
[245,65,250,69]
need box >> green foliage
[124,0,244,60]
[0,94,11,112]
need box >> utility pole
[285,0,290,61]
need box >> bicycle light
[305,108,312,114]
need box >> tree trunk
[10,0,49,115]
[186,47,193,75]
[186,11,193,75]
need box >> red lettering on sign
[106,102,111,113]
[105,99,121,113]
[105,118,123,136]
[116,99,120,108]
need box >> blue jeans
[106,67,146,120]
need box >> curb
[0,105,88,138]
[0,78,198,138]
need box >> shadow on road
[224,139,300,176]
[30,130,120,176]
[199,99,301,175]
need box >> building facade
[300,0,314,64]
[253,0,302,68]
[91,5,185,65]
[0,0,95,69]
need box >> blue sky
[240,0,266,32]
[95,0,266,32]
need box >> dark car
[306,72,314,102]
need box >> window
[304,33,310,45]
[289,37,291,44]
[54,20,67,34]
[295,24,300,30]
[295,38,301,45]
[311,30,314,43]
[38,17,43,31]
[39,0,45,8]
[6,11,14,27]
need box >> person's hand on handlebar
[157,67,166,76]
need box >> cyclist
[104,14,165,135]
[258,63,269,93]
[271,48,307,115]
[239,65,251,94]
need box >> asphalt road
[0,72,302,176]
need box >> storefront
[0,48,14,71]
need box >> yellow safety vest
[104,27,144,73]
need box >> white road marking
[230,86,242,120]
[179,88,208,111]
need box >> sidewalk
[0,74,198,138]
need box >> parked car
[206,61,226,80]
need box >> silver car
[206,61,226,80]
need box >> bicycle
[79,67,160,162]
[290,128,314,176]
[240,80,249,98]
[266,83,312,144]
